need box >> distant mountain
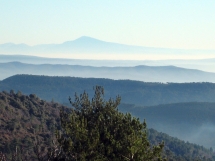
[1,75,215,106]
[1,61,215,82]
[1,36,215,59]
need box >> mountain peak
[63,36,105,45]
[74,36,105,43]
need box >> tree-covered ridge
[1,74,215,106]
[0,90,69,159]
[0,90,214,160]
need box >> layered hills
[1,55,215,73]
[1,62,215,82]
[1,36,215,160]
[2,75,215,149]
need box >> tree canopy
[56,86,165,161]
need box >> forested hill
[1,74,215,106]
[0,91,69,159]
[0,91,215,160]
[119,102,215,148]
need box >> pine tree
[56,86,165,161]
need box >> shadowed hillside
[0,91,215,160]
[119,102,215,148]
[0,90,69,159]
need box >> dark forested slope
[1,74,215,106]
[0,91,71,160]
[0,91,214,160]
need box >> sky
[0,0,215,50]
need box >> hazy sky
[1,1,215,50]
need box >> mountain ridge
[1,61,215,82]
[1,36,215,52]
[1,54,215,73]
[1,74,215,106]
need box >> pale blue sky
[1,0,215,50]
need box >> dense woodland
[0,90,69,160]
[1,75,215,106]
[0,90,215,160]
